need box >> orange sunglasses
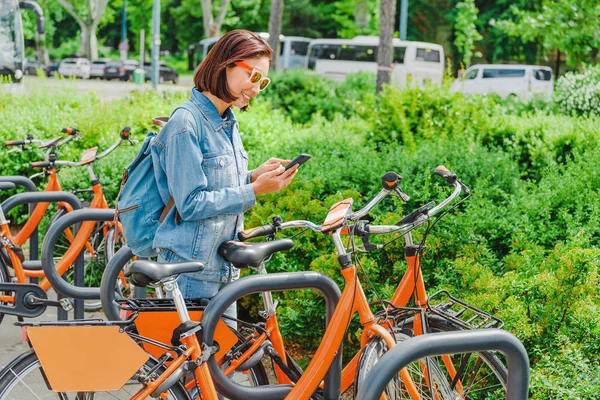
[234,61,271,91]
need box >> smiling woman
[117,30,300,323]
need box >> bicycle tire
[0,349,190,399]
[0,253,10,326]
[396,316,508,400]
[354,330,455,399]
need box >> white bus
[188,33,312,72]
[306,36,445,86]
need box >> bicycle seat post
[161,277,191,323]
[255,262,277,318]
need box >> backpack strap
[158,101,204,226]
[159,197,176,223]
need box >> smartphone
[284,154,311,171]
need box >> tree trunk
[79,24,99,60]
[376,0,396,94]
[200,0,215,37]
[268,0,284,70]
[57,0,107,61]
[200,0,231,37]
[354,0,370,28]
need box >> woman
[151,30,297,319]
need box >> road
[4,74,194,100]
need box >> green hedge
[2,72,600,397]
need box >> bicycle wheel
[397,317,508,400]
[0,349,190,399]
[354,330,454,399]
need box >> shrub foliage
[1,72,600,397]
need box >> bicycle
[0,259,268,399]
[0,127,134,316]
[101,166,508,399]
[199,166,508,399]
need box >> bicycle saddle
[0,182,16,191]
[218,239,294,269]
[125,260,205,287]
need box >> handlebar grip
[382,171,401,190]
[238,225,277,241]
[29,161,52,169]
[4,140,26,147]
[62,127,79,135]
[119,126,131,140]
[434,165,457,185]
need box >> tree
[201,0,231,38]
[453,0,482,69]
[268,0,284,69]
[494,0,600,68]
[376,0,395,93]
[55,0,109,60]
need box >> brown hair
[194,30,272,104]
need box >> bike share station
[0,178,531,399]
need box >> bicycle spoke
[7,367,44,400]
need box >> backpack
[115,101,199,257]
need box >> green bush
[2,73,600,396]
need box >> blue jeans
[158,256,237,328]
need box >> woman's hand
[252,164,298,196]
[250,158,291,183]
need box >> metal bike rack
[0,176,38,261]
[2,191,83,320]
[201,272,342,400]
[100,244,139,321]
[355,329,530,400]
[41,208,115,319]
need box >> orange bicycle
[0,128,135,317]
[0,257,271,399]
[198,166,508,399]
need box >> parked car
[143,62,179,84]
[24,59,47,76]
[58,57,91,79]
[90,58,113,79]
[450,64,554,99]
[45,62,59,77]
[104,59,139,81]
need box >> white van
[306,36,445,86]
[450,64,554,99]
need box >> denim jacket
[150,88,255,282]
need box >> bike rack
[2,191,84,320]
[201,272,342,400]
[0,176,38,261]
[41,208,116,319]
[355,329,530,400]
[100,244,144,322]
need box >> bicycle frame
[220,169,470,399]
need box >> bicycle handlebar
[4,138,43,148]
[238,165,468,241]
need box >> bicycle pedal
[59,297,74,311]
